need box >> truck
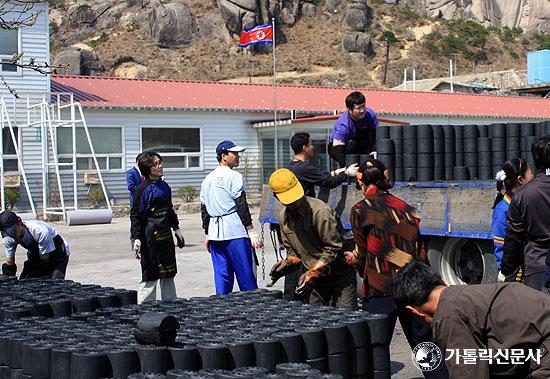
[258,180,498,285]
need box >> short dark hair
[392,261,445,309]
[135,152,144,162]
[290,132,310,154]
[531,135,550,171]
[138,151,162,179]
[345,91,366,110]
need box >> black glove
[269,257,302,284]
[2,263,17,276]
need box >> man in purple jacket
[328,91,379,168]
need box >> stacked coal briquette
[0,277,391,379]
[365,120,550,182]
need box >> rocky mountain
[404,0,550,35]
[48,0,550,88]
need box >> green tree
[380,31,399,84]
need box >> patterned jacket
[350,190,427,298]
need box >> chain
[260,222,266,280]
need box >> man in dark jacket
[288,132,358,198]
[393,261,550,378]
[503,135,550,291]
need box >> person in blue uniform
[200,140,263,295]
[491,158,533,281]
[127,153,144,207]
[130,151,185,303]
[0,210,70,279]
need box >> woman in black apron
[130,151,185,304]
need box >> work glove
[269,256,302,283]
[132,239,141,259]
[174,229,185,249]
[2,263,17,276]
[345,163,359,177]
[331,168,346,176]
[497,271,506,283]
[247,228,263,249]
[296,260,327,296]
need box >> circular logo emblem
[255,31,266,40]
[412,342,443,372]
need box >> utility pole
[449,59,454,93]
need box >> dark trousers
[309,271,358,309]
[363,295,449,379]
[51,254,69,279]
[525,272,546,292]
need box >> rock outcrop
[148,4,196,48]
[53,47,104,76]
[409,0,550,34]
[217,0,271,34]
[343,0,372,63]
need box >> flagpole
[272,17,278,169]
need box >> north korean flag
[238,24,273,47]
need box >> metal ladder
[0,95,37,217]
[37,92,111,221]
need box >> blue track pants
[209,237,258,295]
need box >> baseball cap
[0,210,20,238]
[269,168,304,205]
[216,140,246,157]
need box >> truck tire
[428,238,497,285]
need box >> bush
[2,188,20,209]
[88,32,108,48]
[88,187,105,207]
[177,186,198,203]
[533,34,550,50]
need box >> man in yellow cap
[268,168,357,308]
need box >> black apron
[139,193,177,282]
[19,234,66,279]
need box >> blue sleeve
[332,119,349,143]
[139,185,153,215]
[127,169,139,192]
[491,204,508,269]
[367,108,379,128]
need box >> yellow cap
[269,168,304,205]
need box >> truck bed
[258,181,496,239]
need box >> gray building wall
[47,108,276,206]
[0,2,50,117]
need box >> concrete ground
[9,209,424,378]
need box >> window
[141,127,201,169]
[56,127,123,171]
[0,29,19,72]
[2,128,19,172]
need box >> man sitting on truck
[328,91,379,168]
[393,260,550,378]
[502,135,550,291]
